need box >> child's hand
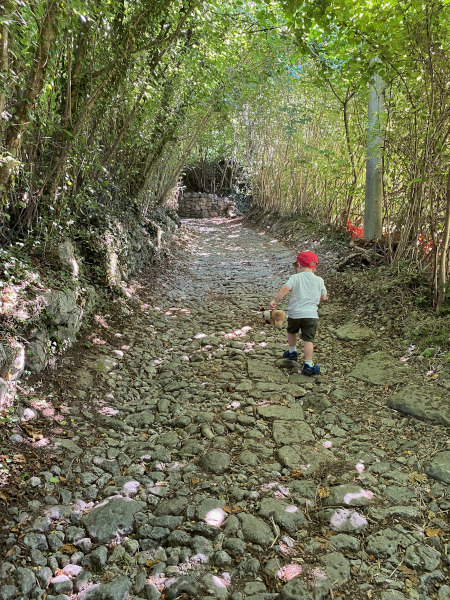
[269,299,277,310]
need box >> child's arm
[269,285,291,309]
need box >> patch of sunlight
[122,481,140,496]
[311,567,328,586]
[275,485,290,498]
[212,573,231,588]
[343,489,374,505]
[98,406,119,416]
[330,509,368,530]
[205,508,227,527]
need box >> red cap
[297,251,318,269]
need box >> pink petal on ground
[322,441,332,448]
[277,564,303,581]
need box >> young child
[269,251,327,375]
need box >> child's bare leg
[287,333,297,348]
[304,341,313,362]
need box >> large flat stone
[425,451,450,484]
[276,444,334,474]
[257,404,304,420]
[238,513,275,546]
[349,351,410,386]
[387,385,450,426]
[247,359,288,383]
[335,323,375,341]
[273,420,314,444]
[82,497,145,544]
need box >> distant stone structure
[178,192,236,218]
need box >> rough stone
[199,451,231,474]
[82,497,146,543]
[335,323,375,341]
[79,577,131,600]
[425,451,450,483]
[387,385,450,426]
[349,351,410,386]
[239,513,275,546]
[257,404,304,421]
[272,420,314,444]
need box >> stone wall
[0,206,180,409]
[178,192,236,218]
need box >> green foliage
[410,317,450,353]
[381,260,432,307]
[0,0,448,312]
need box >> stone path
[1,218,449,600]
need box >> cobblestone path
[1,218,449,600]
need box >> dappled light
[330,509,368,530]
[0,0,449,595]
[204,508,227,527]
[343,489,374,504]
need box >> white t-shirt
[285,272,327,319]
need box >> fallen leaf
[0,491,8,501]
[291,469,303,478]
[145,559,159,567]
[60,544,77,554]
[425,527,444,538]
[408,471,428,484]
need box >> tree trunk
[364,69,385,239]
[435,168,450,312]
[0,1,12,121]
[0,0,61,200]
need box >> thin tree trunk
[0,1,12,120]
[364,69,385,239]
[0,0,61,199]
[436,168,450,312]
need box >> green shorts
[286,318,318,342]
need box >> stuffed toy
[259,308,286,328]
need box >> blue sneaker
[283,350,298,360]
[301,363,320,376]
